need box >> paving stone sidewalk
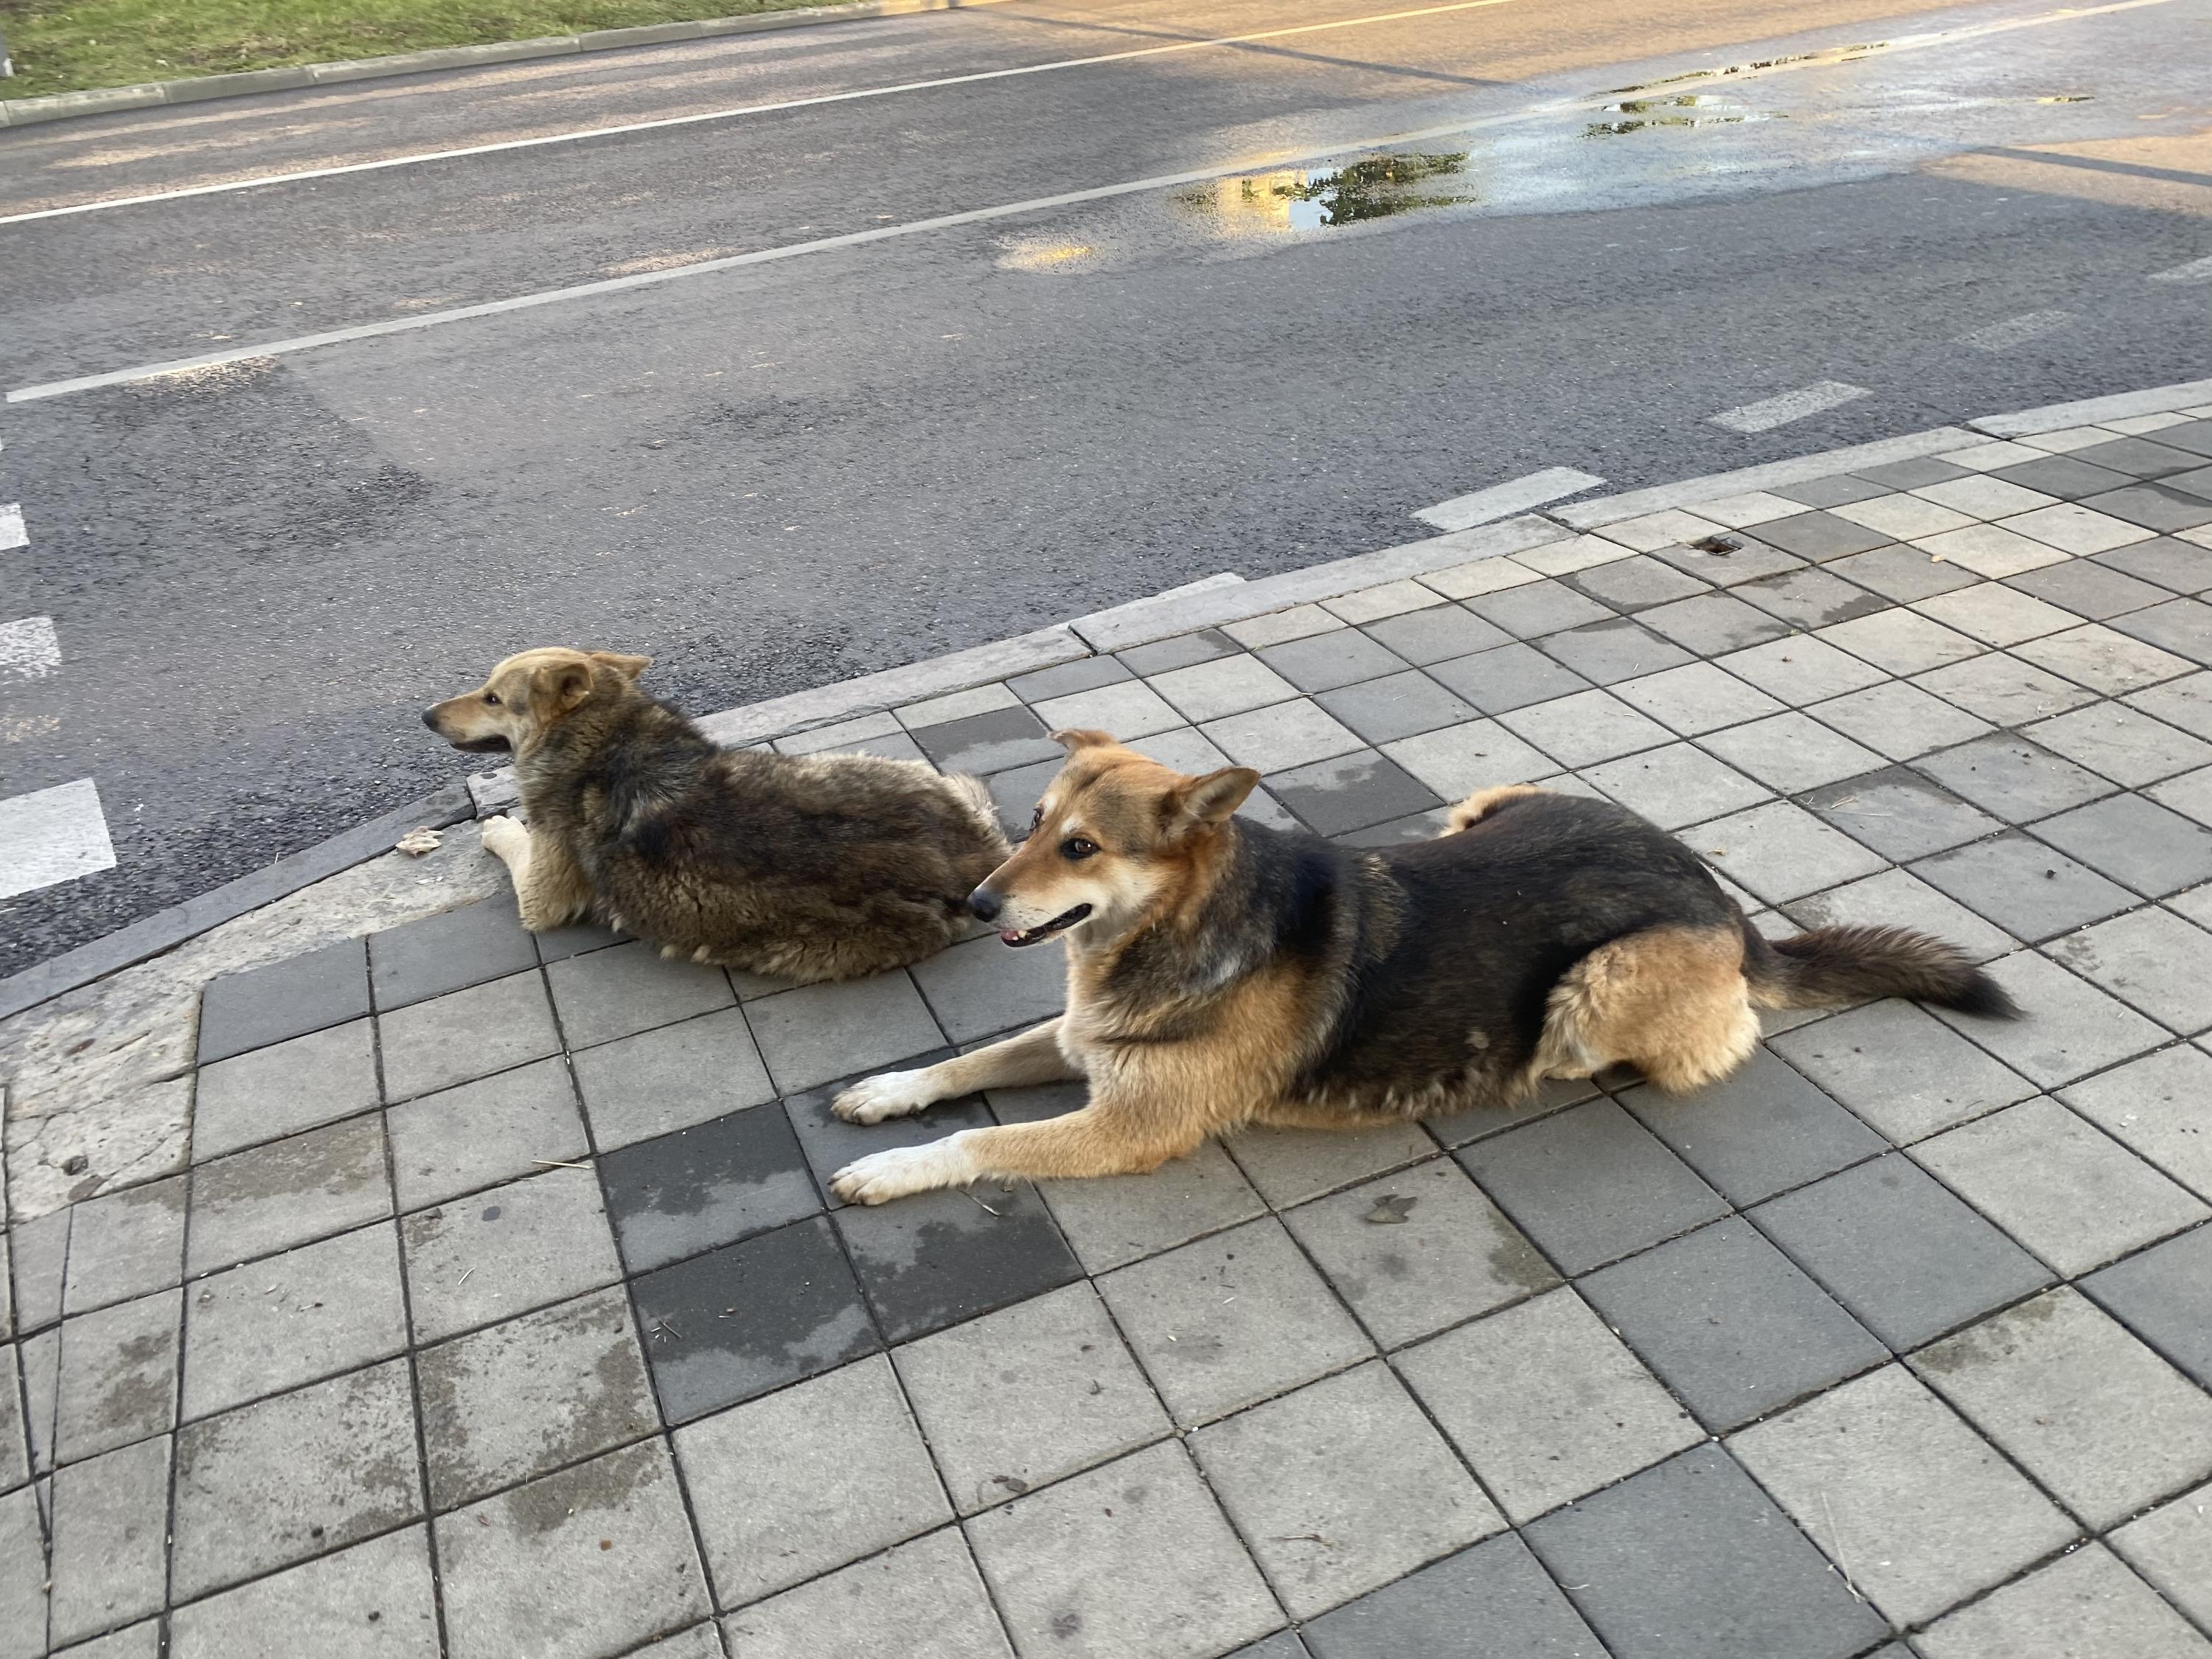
[10,403,2212,1658]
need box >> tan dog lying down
[425,647,1009,983]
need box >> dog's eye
[1060,837,1098,860]
[484,693,501,706]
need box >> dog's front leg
[481,815,591,931]
[830,1096,1203,1204]
[832,1019,1076,1124]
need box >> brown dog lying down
[824,729,2018,1202]
[424,647,1009,983]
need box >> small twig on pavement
[963,1189,1001,1216]
[1820,1489,1865,1601]
[532,1158,589,1169]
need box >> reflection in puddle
[1584,94,1782,137]
[1175,151,1474,232]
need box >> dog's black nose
[968,887,1002,922]
[420,707,442,731]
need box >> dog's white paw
[832,1070,938,1124]
[480,815,529,858]
[830,1138,976,1205]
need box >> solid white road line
[1416,466,1604,531]
[0,0,1520,226]
[0,505,26,550]
[4,0,2178,405]
[1708,381,1870,435]
[2149,253,2212,284]
[0,617,61,684]
[1953,309,2073,352]
[0,779,117,902]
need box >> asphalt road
[1,0,2208,975]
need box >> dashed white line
[2149,253,2212,284]
[0,504,26,550]
[0,616,61,683]
[1708,381,1870,435]
[1954,309,2074,352]
[1417,467,1606,531]
[0,779,117,902]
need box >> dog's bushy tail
[1744,924,2020,1018]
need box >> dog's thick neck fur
[512,676,714,825]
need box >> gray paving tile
[984,754,1065,835]
[1009,1130,1263,1276]
[197,939,369,1065]
[1649,532,1806,586]
[1381,717,1554,798]
[720,1527,1012,1659]
[1312,669,1478,744]
[386,1055,586,1212]
[745,972,945,1095]
[1912,1287,2212,1528]
[46,1435,168,1648]
[377,970,561,1102]
[1751,1152,2051,1349]
[2037,792,2212,895]
[1935,950,2168,1088]
[1582,742,1770,830]
[1717,637,1891,707]
[1194,1362,1503,1619]
[1399,1285,1699,1524]
[783,1054,987,1208]
[1635,591,1792,656]
[1733,564,1889,628]
[1258,630,1410,694]
[1117,628,1240,676]
[1689,799,1885,905]
[2062,1046,2212,1199]
[1466,580,1614,639]
[1810,679,1994,761]
[182,1222,407,1421]
[2009,554,2171,617]
[1284,1159,1556,1347]
[2108,1478,2212,1634]
[188,1115,392,1274]
[400,1163,622,1342]
[1801,765,1998,860]
[546,942,734,1049]
[1523,1444,1888,1659]
[0,1346,24,1495]
[53,1289,176,1464]
[2152,762,2212,829]
[967,1440,1278,1658]
[2031,704,2212,789]
[1300,1531,1603,1659]
[906,703,1061,774]
[1828,542,1981,601]
[1221,1118,1438,1209]
[369,900,538,1012]
[1205,698,1366,773]
[2049,905,2212,1032]
[0,1482,46,1652]
[1917,734,2115,822]
[1755,509,1899,563]
[1457,1099,1728,1276]
[1578,1218,1887,1433]
[835,1177,1081,1343]
[1770,998,2036,1141]
[1728,1363,2074,1628]
[1566,554,1710,613]
[169,1526,439,1659]
[909,931,1065,1044]
[1267,749,1442,836]
[2020,623,2198,700]
[1099,1217,1371,1427]
[599,1105,819,1274]
[1775,474,1891,509]
[2076,437,2208,479]
[1916,583,2079,649]
[60,1178,184,1316]
[1222,1632,1312,1659]
[1911,832,2138,941]
[1991,453,2134,498]
[1914,1543,2210,1659]
[1618,1050,1887,1206]
[1498,689,1673,769]
[1426,641,1594,714]
[419,1286,655,1510]
[1700,711,1889,793]
[1612,661,1784,737]
[19,1326,55,1480]
[172,1359,422,1600]
[10,1207,66,1335]
[1912,651,2098,726]
[1537,618,1695,686]
[1819,609,1984,677]
[1032,678,1185,740]
[571,1006,776,1152]
[1359,605,1511,665]
[59,1618,164,1659]
[192,1018,380,1161]
[2084,1225,2212,1390]
[435,1440,709,1659]
[2099,535,2212,595]
[1009,655,1132,703]
[1150,655,1303,723]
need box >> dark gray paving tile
[2098,535,2212,595]
[1301,1531,1602,1659]
[1267,749,1442,837]
[1537,619,1696,686]
[1648,533,1806,587]
[1258,630,1409,693]
[1315,670,1478,744]
[1635,592,1790,655]
[1577,1220,1888,1433]
[2163,462,2212,501]
[1774,474,1890,509]
[2153,418,2212,458]
[1359,605,1511,665]
[529,919,631,962]
[835,1181,1084,1343]
[1992,454,2134,499]
[1008,655,1131,703]
[1756,510,1897,562]
[2006,557,2169,619]
[2036,793,2212,896]
[1770,1000,2037,1143]
[1466,580,1615,639]
[2113,598,2212,667]
[1116,628,1239,676]
[2084,484,2212,535]
[2073,437,2205,479]
[1916,735,2115,822]
[367,901,537,1012]
[1567,556,1711,613]
[1457,1099,1729,1276]
[1860,456,1970,489]
[2081,1225,2212,1388]
[1829,543,1980,602]
[1426,642,1593,714]
[599,1106,821,1273]
[784,1057,994,1208]
[1523,1444,1889,1659]
[1750,1153,2053,1349]
[984,754,1063,837]
[1335,807,1457,846]
[197,939,369,1065]
[629,1216,878,1422]
[1803,766,2002,860]
[1618,1051,1887,1208]
[1733,566,1891,628]
[1910,832,2138,940]
[906,703,1060,773]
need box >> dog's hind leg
[1534,923,1759,1093]
[833,1020,1078,1124]
[481,815,592,931]
[830,1101,1203,1203]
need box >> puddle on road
[1584,94,1784,137]
[1174,151,1475,233]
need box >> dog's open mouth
[451,735,512,754]
[1001,905,1091,947]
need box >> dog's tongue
[1001,928,1025,945]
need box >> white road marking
[1708,381,1870,434]
[5,0,2177,405]
[0,0,1522,226]
[0,504,25,549]
[2149,253,2212,284]
[1417,467,1605,531]
[1953,309,2074,351]
[0,779,117,902]
[0,617,61,683]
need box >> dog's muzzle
[997,903,1092,947]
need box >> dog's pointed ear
[532,659,594,714]
[1164,766,1259,835]
[589,652,651,682]
[1051,728,1116,753]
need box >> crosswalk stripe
[1708,381,1870,435]
[0,504,26,551]
[1953,310,2074,352]
[0,616,61,683]
[0,779,117,902]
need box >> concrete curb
[1968,375,2212,438]
[1551,427,1978,529]
[0,0,1009,128]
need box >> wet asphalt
[0,0,2208,975]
